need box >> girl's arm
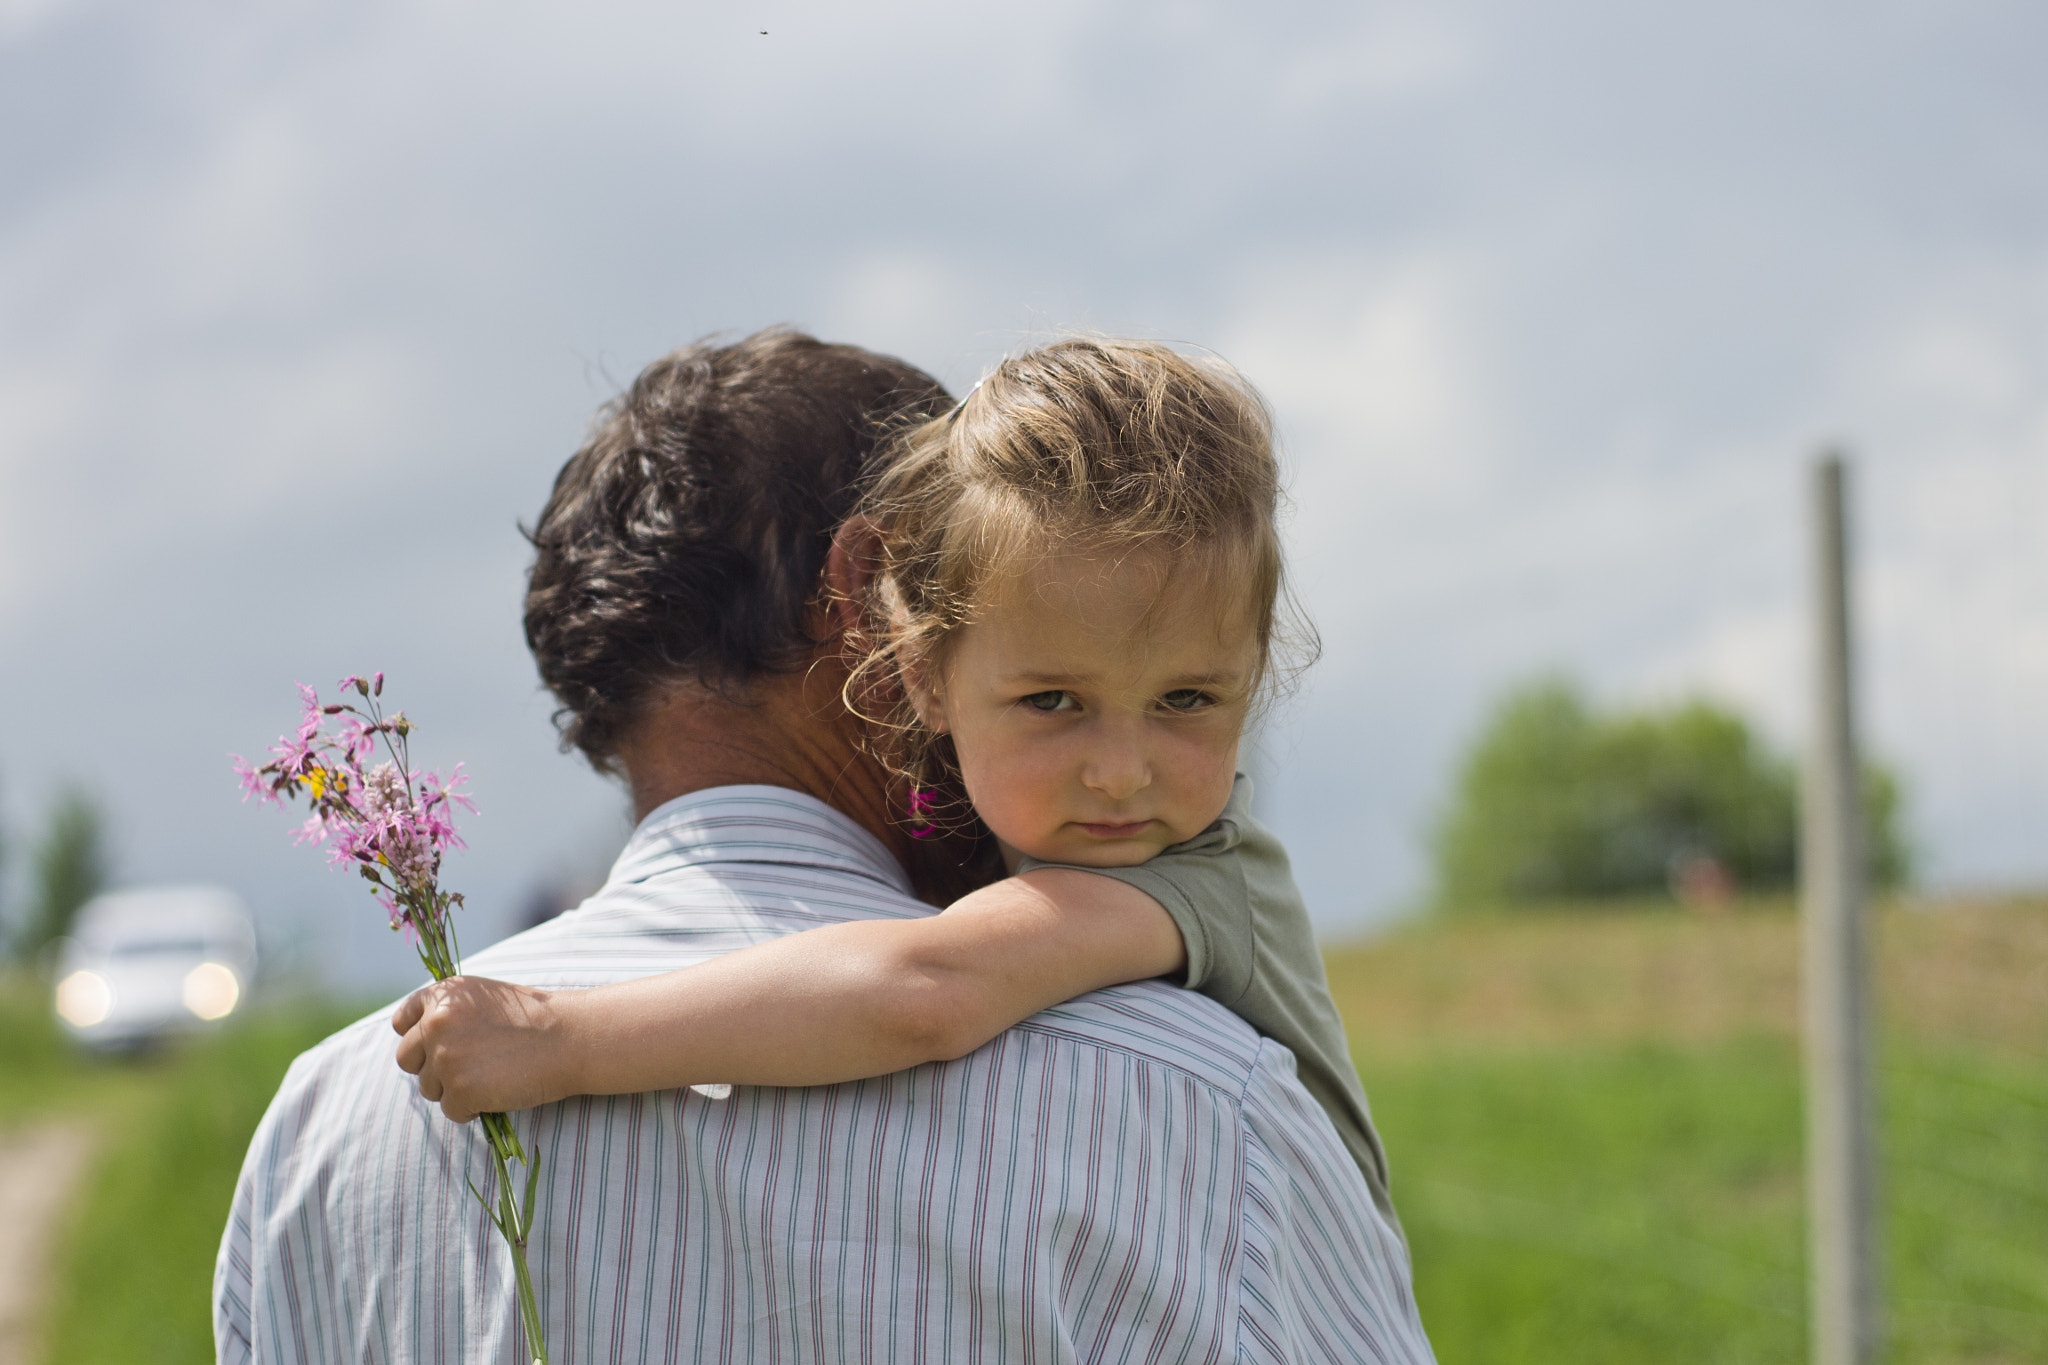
[392,868,1182,1122]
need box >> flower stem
[481,1111,549,1365]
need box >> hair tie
[906,786,940,838]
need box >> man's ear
[819,516,884,641]
[821,515,948,733]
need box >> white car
[53,886,258,1048]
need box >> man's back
[218,788,1430,1364]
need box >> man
[216,328,1432,1364]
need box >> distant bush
[1432,678,1908,908]
[15,789,108,960]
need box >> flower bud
[355,676,372,697]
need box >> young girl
[393,337,1397,1227]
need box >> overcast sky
[3,0,2045,987]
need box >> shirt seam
[1231,1037,1267,1365]
[1011,1017,1257,1104]
[1238,1035,1270,1110]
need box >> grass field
[1327,896,2048,1364]
[4,895,2043,1363]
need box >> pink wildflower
[230,755,274,804]
[233,673,541,1361]
[419,764,477,821]
[295,683,323,741]
[337,716,379,766]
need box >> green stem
[481,1111,550,1365]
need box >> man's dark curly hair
[524,327,951,773]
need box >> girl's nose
[1082,732,1151,801]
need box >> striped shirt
[215,787,1433,1365]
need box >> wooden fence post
[1802,452,1881,1365]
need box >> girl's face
[912,549,1258,871]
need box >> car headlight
[56,971,113,1028]
[183,962,241,1021]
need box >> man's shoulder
[1013,976,1267,1097]
[262,998,416,1115]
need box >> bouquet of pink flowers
[235,675,550,1365]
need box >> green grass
[1333,899,2048,1365]
[1881,1043,2048,1361]
[1363,1038,2048,1365]
[0,987,365,1365]
[1368,1038,1806,1365]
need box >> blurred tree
[1433,677,1909,908]
[17,789,109,960]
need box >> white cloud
[1636,604,1802,741]
[814,251,1011,386]
[0,0,77,45]
[1276,7,1475,108]
[1668,256,2048,882]
[1223,249,1495,541]
[0,323,442,628]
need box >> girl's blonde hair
[849,336,1309,812]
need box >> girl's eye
[1022,690,1076,713]
[1161,689,1215,712]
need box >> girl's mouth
[1078,820,1151,839]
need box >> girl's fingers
[391,985,431,1035]
[389,976,517,1121]
[414,1060,474,1120]
[395,1015,436,1080]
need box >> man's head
[524,327,951,774]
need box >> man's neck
[621,662,907,864]
[618,660,999,905]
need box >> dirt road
[0,1121,97,1365]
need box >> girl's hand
[392,976,569,1122]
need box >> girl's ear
[900,652,950,735]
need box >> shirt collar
[607,785,915,897]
